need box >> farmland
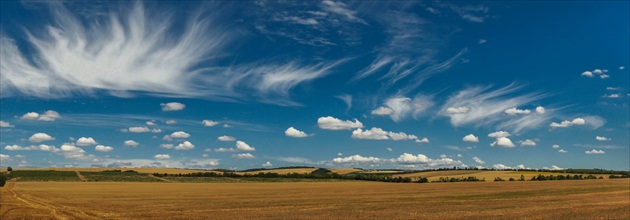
[1,179,628,219]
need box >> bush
[7,167,12,172]
[0,173,7,187]
[509,178,515,181]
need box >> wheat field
[1,179,628,219]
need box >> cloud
[415,137,430,144]
[319,0,366,24]
[493,164,511,170]
[29,133,55,143]
[581,71,593,77]
[124,140,139,147]
[154,154,171,159]
[558,149,568,153]
[76,137,98,146]
[371,107,394,116]
[393,153,464,168]
[602,94,620,98]
[606,87,622,91]
[332,155,381,164]
[232,153,255,159]
[214,147,236,152]
[262,161,273,167]
[59,144,88,159]
[169,131,191,139]
[202,120,219,127]
[4,144,59,152]
[445,3,490,23]
[504,107,531,116]
[351,128,389,140]
[550,116,603,129]
[544,165,565,171]
[0,120,14,128]
[478,39,487,44]
[236,141,255,151]
[95,145,113,152]
[151,128,162,133]
[488,131,511,138]
[175,141,195,150]
[552,144,560,149]
[519,139,536,146]
[146,121,156,126]
[317,116,363,130]
[20,110,61,121]
[595,136,611,141]
[620,66,625,70]
[472,156,485,164]
[582,68,610,79]
[165,120,177,125]
[335,94,352,112]
[490,137,515,148]
[386,147,393,152]
[585,149,605,154]
[160,144,174,149]
[462,134,479,142]
[535,106,545,114]
[217,135,236,141]
[161,102,185,111]
[440,84,541,128]
[128,126,150,133]
[285,127,310,138]
[373,95,434,122]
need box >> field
[1,179,628,219]
[395,170,610,182]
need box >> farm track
[75,171,87,182]
[4,182,106,220]
[148,174,171,182]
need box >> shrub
[0,173,7,187]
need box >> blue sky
[1,1,628,170]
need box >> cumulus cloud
[317,116,363,130]
[21,110,61,121]
[95,145,113,152]
[493,164,511,170]
[351,128,389,140]
[581,71,593,77]
[59,144,88,159]
[165,120,177,125]
[214,147,236,152]
[146,121,156,126]
[332,155,381,164]
[371,107,394,116]
[415,137,430,143]
[76,137,98,146]
[0,120,14,127]
[202,120,219,127]
[151,128,162,133]
[472,156,485,164]
[154,154,171,159]
[603,94,620,98]
[552,144,560,149]
[490,137,515,148]
[488,131,511,138]
[175,141,195,150]
[535,106,545,114]
[582,69,610,79]
[236,141,255,151]
[217,135,236,141]
[285,127,310,138]
[262,161,273,167]
[232,153,255,159]
[124,140,139,147]
[169,131,191,139]
[519,139,536,147]
[595,136,611,141]
[550,117,604,129]
[4,144,59,152]
[620,66,625,70]
[558,149,568,153]
[161,102,185,111]
[462,134,479,142]
[127,126,150,133]
[160,144,174,149]
[585,149,605,154]
[29,133,55,143]
[373,95,434,122]
[504,107,531,116]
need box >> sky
[0,1,628,171]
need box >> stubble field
[1,179,628,219]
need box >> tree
[519,174,525,181]
[0,173,7,187]
[6,167,12,172]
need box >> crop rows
[9,170,80,182]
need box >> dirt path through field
[148,174,172,182]
[75,171,87,182]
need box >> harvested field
[1,179,628,219]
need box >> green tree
[7,167,12,172]
[519,174,525,181]
[0,173,7,187]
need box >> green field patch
[9,170,80,182]
[81,171,164,182]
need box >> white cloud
[165,120,177,125]
[128,126,150,133]
[154,154,171,159]
[585,149,605,154]
[262,161,273,167]
[535,106,545,114]
[175,141,195,150]
[29,133,55,143]
[202,120,219,127]
[236,141,255,151]
[351,128,389,140]
[223,124,230,128]
[490,137,515,148]
[160,144,174,149]
[232,153,255,159]
[285,127,310,138]
[169,131,191,139]
[21,110,61,121]
[478,39,487,44]
[214,148,236,152]
[519,139,537,147]
[146,121,156,126]
[504,107,531,116]
[462,134,479,142]
[389,132,419,141]
[545,165,565,170]
[95,145,113,152]
[335,94,352,112]
[371,107,394,116]
[582,69,610,79]
[572,118,586,125]
[445,107,471,114]
[332,155,381,164]
[124,140,139,147]
[151,128,162,133]
[493,164,511,170]
[386,147,393,152]
[581,71,594,77]
[4,144,59,152]
[558,149,568,153]
[603,94,620,98]
[552,144,560,149]
[161,102,185,111]
[317,116,363,130]
[595,136,611,141]
[415,137,430,144]
[620,66,625,70]
[162,135,172,141]
[472,156,485,164]
[319,0,366,24]
[0,120,14,127]
[76,137,98,146]
[488,131,511,138]
[593,69,603,74]
[550,117,597,129]
[59,144,88,159]
[600,74,609,79]
[217,135,236,141]
[606,87,622,91]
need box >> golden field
[1,179,628,219]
